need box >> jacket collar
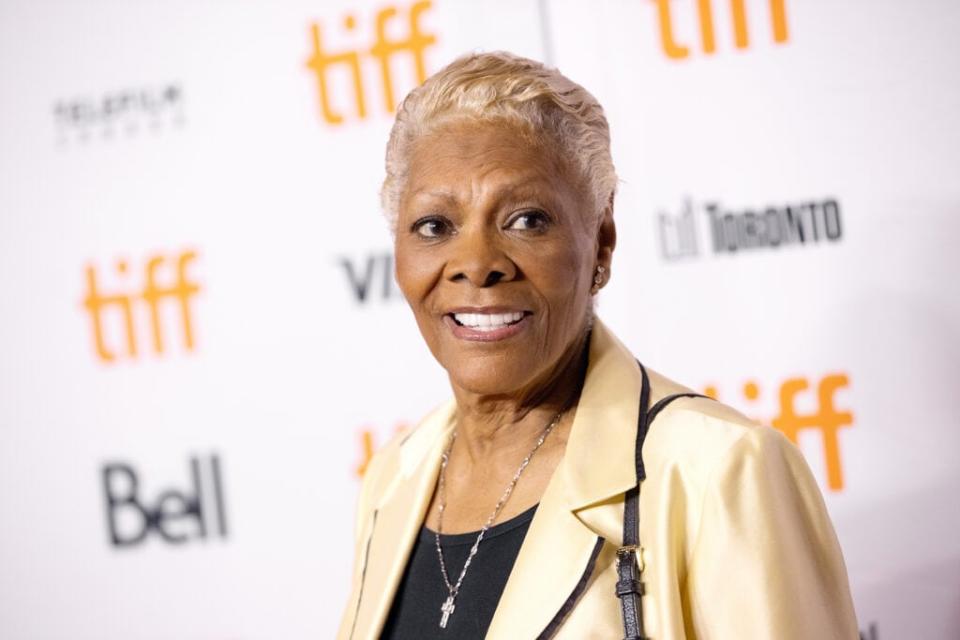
[561,319,642,517]
[484,319,644,637]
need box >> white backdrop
[1,0,958,638]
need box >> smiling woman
[395,120,607,399]
[337,52,859,640]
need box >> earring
[591,265,606,294]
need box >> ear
[595,192,617,280]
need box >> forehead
[403,120,581,204]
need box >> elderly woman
[337,52,858,639]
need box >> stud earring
[591,265,606,294]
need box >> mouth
[443,308,532,342]
[450,310,525,330]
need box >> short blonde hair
[381,51,617,228]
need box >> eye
[411,216,454,239]
[506,210,551,232]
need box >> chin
[444,356,530,397]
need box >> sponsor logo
[339,251,403,304]
[102,454,227,548]
[657,196,842,260]
[81,249,201,363]
[54,83,185,145]
[705,372,853,491]
[652,0,789,59]
[658,197,700,260]
[304,1,437,126]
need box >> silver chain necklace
[434,409,565,629]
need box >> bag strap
[617,361,708,640]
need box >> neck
[449,329,591,463]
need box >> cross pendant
[439,595,456,628]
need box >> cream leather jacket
[337,320,859,639]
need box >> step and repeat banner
[1,0,958,638]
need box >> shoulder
[356,399,455,514]
[642,366,800,487]
[637,375,857,638]
[639,368,831,563]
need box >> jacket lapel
[485,320,644,638]
[350,401,456,640]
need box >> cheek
[523,245,591,320]
[534,242,591,290]
[394,244,438,310]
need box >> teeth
[453,311,524,330]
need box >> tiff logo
[705,373,853,491]
[339,251,402,304]
[305,1,437,125]
[82,250,200,363]
[658,197,699,260]
[102,454,227,548]
[653,0,789,59]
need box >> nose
[445,226,517,287]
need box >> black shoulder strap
[617,361,708,640]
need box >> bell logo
[653,0,789,59]
[304,1,437,125]
[81,250,200,363]
[102,454,227,548]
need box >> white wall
[1,0,958,637]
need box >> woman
[337,52,858,639]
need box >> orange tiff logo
[305,1,437,125]
[705,373,853,491]
[653,0,789,59]
[82,250,201,363]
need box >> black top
[381,504,538,639]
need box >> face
[394,120,615,398]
